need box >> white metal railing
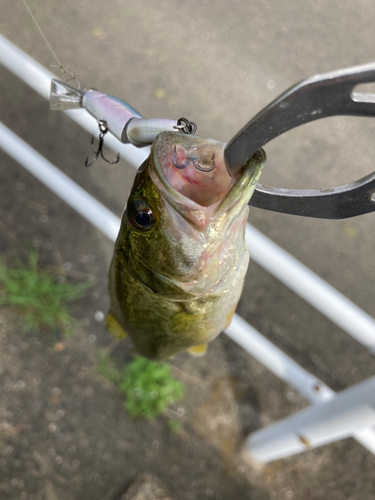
[1,34,375,462]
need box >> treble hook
[85,120,120,167]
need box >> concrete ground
[1,0,375,498]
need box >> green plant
[98,352,123,385]
[0,251,91,336]
[168,419,183,434]
[98,353,185,420]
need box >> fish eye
[135,211,152,226]
[127,199,156,232]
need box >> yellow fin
[106,312,127,340]
[188,344,208,357]
[224,306,236,329]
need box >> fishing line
[22,0,80,88]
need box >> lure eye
[127,199,156,232]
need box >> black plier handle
[224,63,375,219]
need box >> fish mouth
[150,132,264,231]
[151,131,236,208]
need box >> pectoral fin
[188,344,208,357]
[224,306,236,329]
[106,312,127,340]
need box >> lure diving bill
[51,80,265,360]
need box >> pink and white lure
[50,79,195,148]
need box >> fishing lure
[50,79,197,166]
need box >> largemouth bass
[107,131,265,360]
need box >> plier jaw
[250,173,375,219]
[224,62,375,219]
